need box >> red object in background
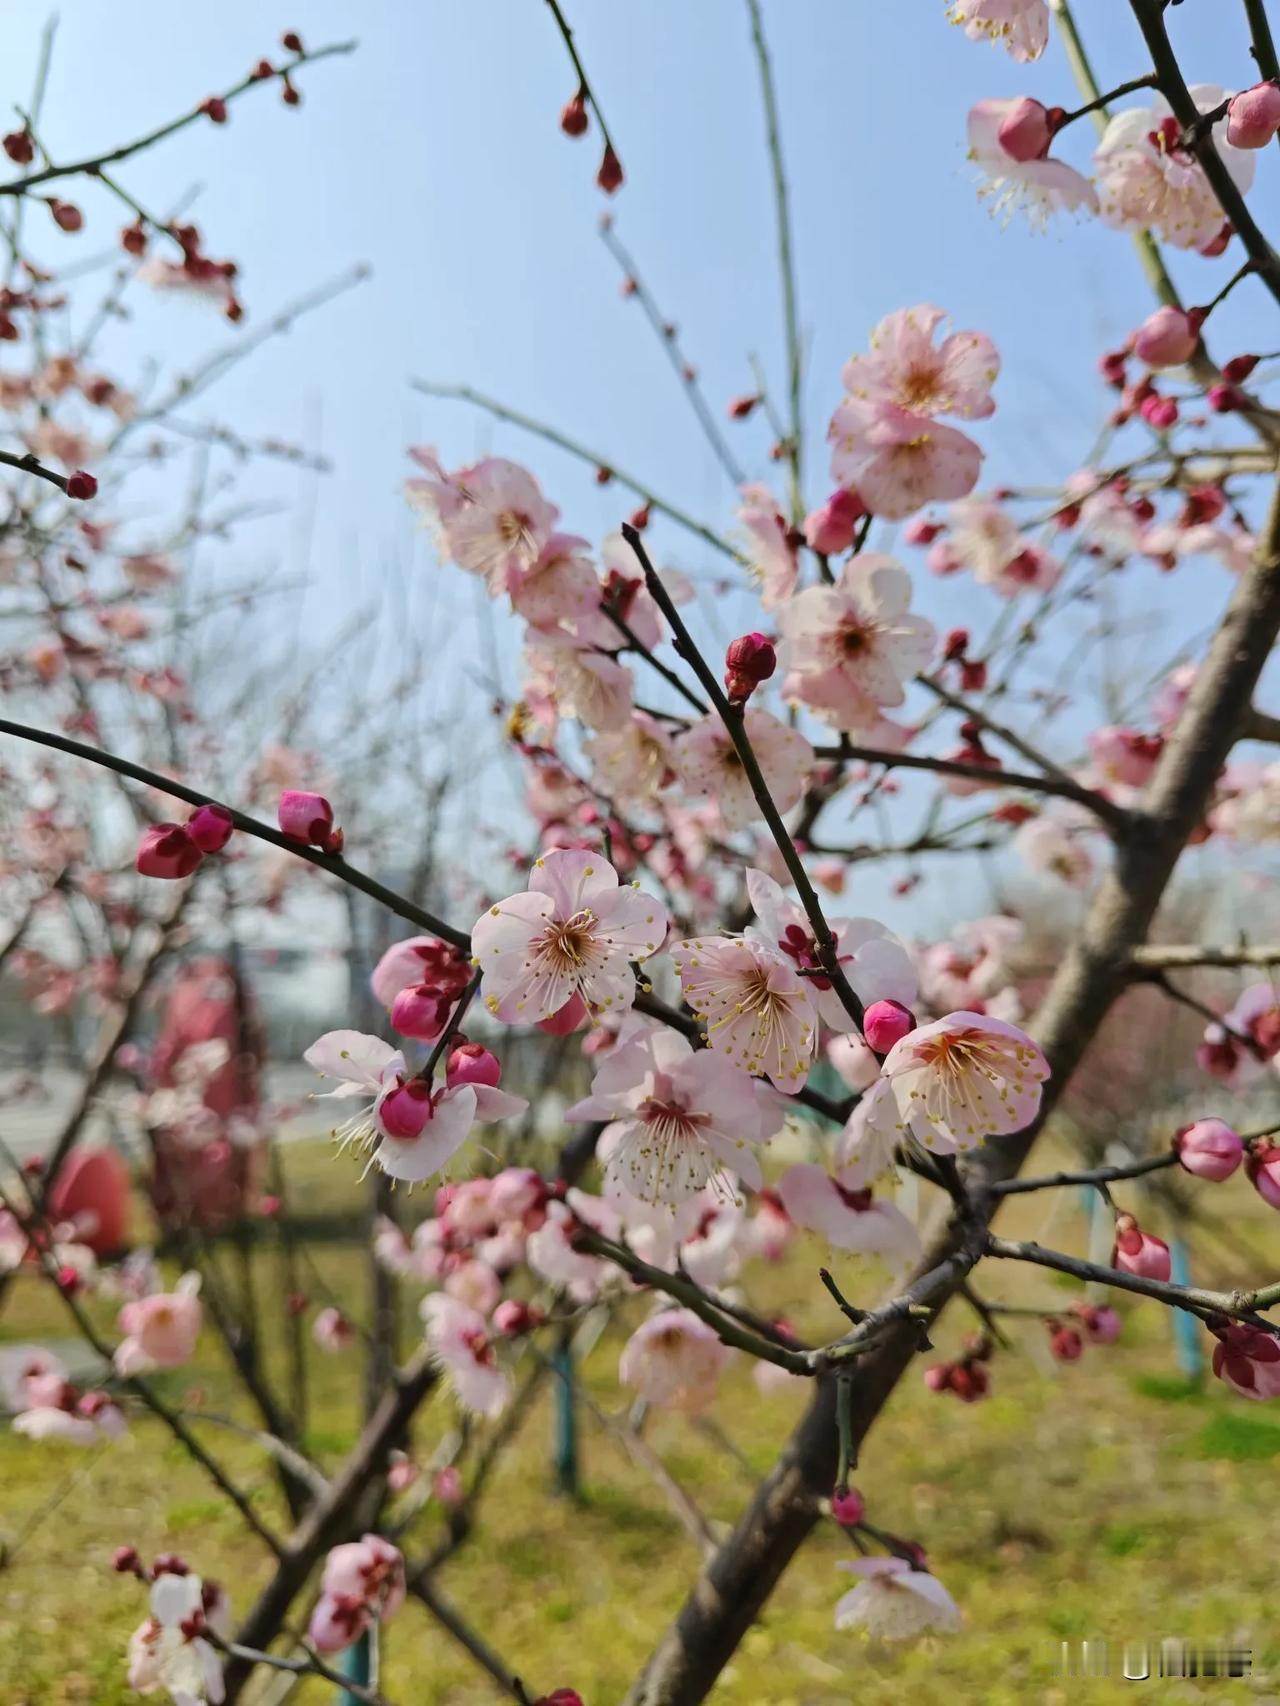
[147,957,262,1232]
[45,1146,130,1256]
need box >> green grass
[2,1135,1279,1704]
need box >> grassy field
[3,1135,1280,1706]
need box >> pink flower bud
[377,1077,433,1141]
[1208,381,1245,414]
[1246,1142,1280,1209]
[433,1465,464,1505]
[1132,305,1200,369]
[136,823,203,880]
[493,1298,543,1337]
[536,1692,585,1706]
[1112,1215,1171,1280]
[447,1041,502,1088]
[830,1486,865,1526]
[185,803,235,854]
[923,1363,951,1392]
[1140,393,1179,429]
[802,488,866,554]
[996,97,1053,163]
[66,470,98,500]
[389,982,453,1041]
[277,789,340,852]
[1176,1118,1243,1181]
[113,1545,142,1575]
[724,632,776,705]
[863,998,915,1053]
[903,516,943,546]
[560,90,589,136]
[1071,1301,1121,1344]
[1227,81,1280,148]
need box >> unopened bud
[560,90,589,136]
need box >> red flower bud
[3,130,34,165]
[121,221,148,256]
[1222,353,1260,383]
[830,1486,865,1526]
[136,824,203,880]
[200,97,228,124]
[596,143,624,194]
[49,199,83,233]
[447,1041,502,1088]
[727,394,759,420]
[66,470,98,500]
[628,503,651,530]
[862,999,915,1054]
[282,30,304,52]
[560,90,589,136]
[277,789,341,852]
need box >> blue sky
[8,1,1280,932]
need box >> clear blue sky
[8,1,1280,931]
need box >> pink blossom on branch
[1095,89,1256,250]
[833,1557,962,1639]
[776,1163,922,1274]
[671,933,817,1092]
[471,848,668,1024]
[618,1308,731,1412]
[946,0,1049,62]
[967,98,1098,227]
[672,709,813,830]
[869,1010,1050,1154]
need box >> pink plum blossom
[1095,89,1256,250]
[872,1010,1049,1154]
[471,849,668,1024]
[829,399,984,521]
[1210,1321,1280,1400]
[370,935,471,1012]
[524,628,635,731]
[778,553,935,720]
[672,709,813,830]
[919,915,1023,1013]
[743,867,918,1030]
[839,306,999,422]
[1013,812,1096,886]
[509,531,600,628]
[737,483,798,608]
[1247,1143,1280,1210]
[967,98,1098,226]
[421,1293,512,1418]
[777,1163,922,1273]
[312,1307,356,1353]
[114,1273,202,1375]
[804,488,866,555]
[947,0,1048,61]
[618,1308,731,1412]
[671,933,817,1091]
[309,1534,405,1654]
[526,1190,621,1301]
[583,712,676,810]
[437,457,559,591]
[834,1557,961,1639]
[566,1020,783,1201]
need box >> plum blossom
[968,98,1098,226]
[115,1273,202,1375]
[583,712,676,810]
[618,1308,731,1412]
[777,1162,922,1273]
[737,483,798,608]
[1210,1321,1280,1400]
[526,1189,622,1302]
[671,934,817,1091]
[471,849,668,1024]
[835,1077,903,1187]
[421,1293,511,1418]
[439,457,559,590]
[829,400,985,521]
[947,0,1048,61]
[370,935,471,1012]
[308,1534,405,1655]
[778,553,935,728]
[1197,984,1280,1088]
[1095,89,1257,250]
[1013,812,1095,887]
[834,1557,961,1639]
[942,496,1062,597]
[870,1010,1049,1154]
[918,915,1023,1013]
[524,628,634,731]
[839,307,998,422]
[672,709,813,830]
[566,1019,783,1201]
[303,1031,526,1184]
[744,868,918,1029]
[828,307,997,521]
[509,531,600,628]
[127,1569,231,1704]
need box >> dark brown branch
[990,1150,1178,1196]
[986,1235,1280,1323]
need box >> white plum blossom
[421,1293,512,1418]
[834,1557,961,1639]
[869,1010,1050,1154]
[618,1308,732,1412]
[566,1019,784,1202]
[947,0,1048,61]
[1095,88,1256,250]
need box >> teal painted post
[337,1631,371,1704]
[552,1326,579,1496]
[1168,1237,1206,1384]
